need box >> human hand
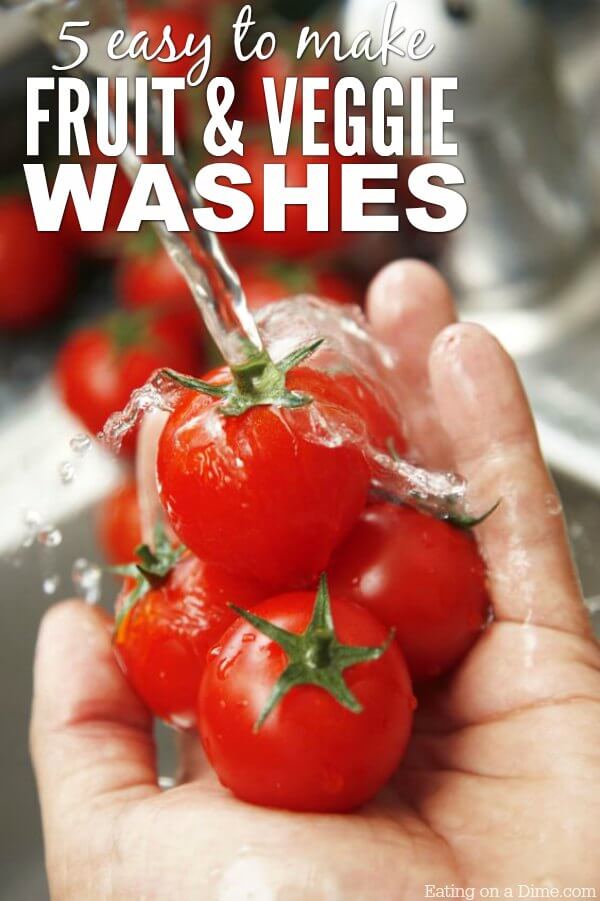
[31,261,600,899]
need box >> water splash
[97,296,469,515]
[99,371,182,454]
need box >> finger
[429,323,589,636]
[31,601,158,834]
[367,259,456,468]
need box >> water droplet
[71,558,102,604]
[43,574,60,595]
[24,509,42,529]
[69,433,91,455]
[38,525,62,548]
[545,494,562,516]
[217,657,234,680]
[58,461,75,484]
[22,509,42,547]
[158,775,175,790]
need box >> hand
[31,261,600,899]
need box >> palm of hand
[32,264,600,900]
[107,616,598,900]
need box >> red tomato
[330,370,407,456]
[221,139,349,258]
[96,480,143,565]
[328,503,490,681]
[199,586,415,812]
[241,48,337,124]
[117,243,205,337]
[56,311,200,453]
[157,363,372,591]
[115,551,265,727]
[236,261,362,310]
[0,195,75,330]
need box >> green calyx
[162,338,324,417]
[231,574,394,732]
[386,439,501,530]
[112,524,185,637]
[443,498,502,530]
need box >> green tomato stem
[231,574,394,732]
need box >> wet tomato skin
[114,553,265,727]
[328,504,490,681]
[198,592,415,812]
[157,366,376,591]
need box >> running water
[32,0,263,369]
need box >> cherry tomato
[115,549,265,727]
[220,138,349,258]
[0,195,75,330]
[328,503,490,681]
[117,241,205,338]
[157,362,373,591]
[236,260,362,310]
[56,310,200,453]
[96,480,143,565]
[198,581,415,812]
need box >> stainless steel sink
[1,473,599,901]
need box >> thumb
[30,600,158,832]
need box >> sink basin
[1,473,599,900]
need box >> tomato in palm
[328,503,490,681]
[0,195,75,330]
[117,241,204,338]
[157,362,370,591]
[56,310,200,453]
[96,480,143,565]
[198,576,415,812]
[236,260,362,310]
[114,534,265,727]
[157,347,402,590]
